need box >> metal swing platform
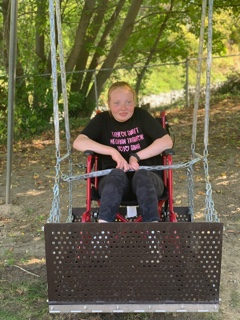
[44,214,223,313]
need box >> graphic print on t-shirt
[110,126,145,153]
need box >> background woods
[0,0,240,139]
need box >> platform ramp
[44,222,223,313]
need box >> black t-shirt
[81,107,168,170]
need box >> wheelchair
[72,111,178,223]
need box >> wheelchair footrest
[71,206,192,222]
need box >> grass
[230,289,240,309]
[3,249,16,266]
[0,277,48,320]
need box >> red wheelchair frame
[81,111,177,223]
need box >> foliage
[68,91,93,118]
[216,71,240,95]
[1,0,240,141]
[0,78,8,142]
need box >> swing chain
[55,0,74,223]
[47,0,62,223]
[66,160,73,222]
[48,150,61,223]
[61,157,202,182]
[203,152,219,222]
[202,0,219,223]
[191,142,196,155]
[187,164,194,220]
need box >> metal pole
[6,0,18,204]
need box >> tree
[0,0,239,136]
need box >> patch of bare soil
[0,98,240,319]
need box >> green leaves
[1,0,240,140]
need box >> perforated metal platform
[44,221,223,313]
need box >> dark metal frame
[45,222,223,313]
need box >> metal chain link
[188,1,207,220]
[189,143,196,218]
[187,165,195,221]
[61,157,202,182]
[55,0,73,222]
[47,0,61,223]
[202,0,219,222]
[188,0,219,223]
[48,151,61,223]
[191,0,207,147]
[203,154,219,222]
[66,160,73,223]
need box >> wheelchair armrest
[84,150,95,156]
[163,148,175,156]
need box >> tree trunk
[65,0,96,72]
[70,0,109,92]
[2,0,27,104]
[35,0,47,67]
[81,0,126,95]
[86,0,144,111]
[135,1,175,94]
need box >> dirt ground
[0,98,240,320]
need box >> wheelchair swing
[45,0,223,314]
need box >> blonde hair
[107,81,137,104]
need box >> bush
[68,91,93,118]
[216,71,240,95]
[0,80,8,142]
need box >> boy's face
[108,87,135,122]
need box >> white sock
[98,219,108,223]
